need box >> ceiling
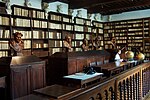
[43,0,150,15]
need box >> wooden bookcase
[0,13,11,57]
[74,17,85,51]
[48,12,74,55]
[11,5,49,58]
[127,19,143,52]
[103,22,115,49]
[92,21,104,50]
[84,18,92,40]
[62,13,74,51]
[144,38,150,60]
[113,21,128,49]
[103,18,150,59]
[0,4,148,59]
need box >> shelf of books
[92,21,104,50]
[114,21,128,50]
[103,22,115,49]
[144,38,150,60]
[48,12,74,55]
[127,19,143,52]
[74,17,85,51]
[84,19,92,40]
[11,4,49,57]
[0,13,11,57]
[103,18,150,60]
[143,18,150,37]
[31,9,48,58]
[62,14,74,51]
[143,18,150,60]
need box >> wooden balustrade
[62,61,150,100]
[142,62,150,98]
[16,61,150,100]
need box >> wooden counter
[0,55,46,99]
[94,60,139,77]
[16,60,150,100]
[47,50,110,85]
[63,73,103,88]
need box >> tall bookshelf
[92,21,104,50]
[127,19,143,52]
[74,17,85,51]
[103,18,150,60]
[113,21,128,49]
[103,22,115,49]
[84,18,92,40]
[48,12,74,55]
[30,8,48,58]
[144,38,150,60]
[48,12,62,55]
[61,13,74,51]
[1,4,149,60]
[143,18,150,60]
[11,5,49,58]
[0,13,11,57]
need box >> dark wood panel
[11,65,29,99]
[68,59,77,74]
[47,50,110,85]
[76,57,87,72]
[0,56,46,100]
[30,62,46,92]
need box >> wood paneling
[0,56,46,99]
[47,50,110,85]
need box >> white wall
[104,9,150,22]
[5,0,42,14]
[4,0,150,22]
[10,0,42,8]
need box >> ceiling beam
[69,0,127,9]
[88,0,150,15]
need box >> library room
[0,0,150,100]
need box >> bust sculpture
[63,35,73,52]
[9,32,24,56]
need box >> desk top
[98,60,138,71]
[34,84,79,99]
[99,62,125,70]
[63,73,103,80]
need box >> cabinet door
[30,62,46,92]
[11,65,29,99]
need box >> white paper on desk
[63,73,103,80]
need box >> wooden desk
[47,50,110,85]
[94,61,138,77]
[63,73,103,88]
[94,61,126,77]
[34,84,79,99]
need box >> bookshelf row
[0,4,149,60]
[103,18,150,59]
[0,4,104,57]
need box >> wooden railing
[62,61,150,100]
[15,61,150,100]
